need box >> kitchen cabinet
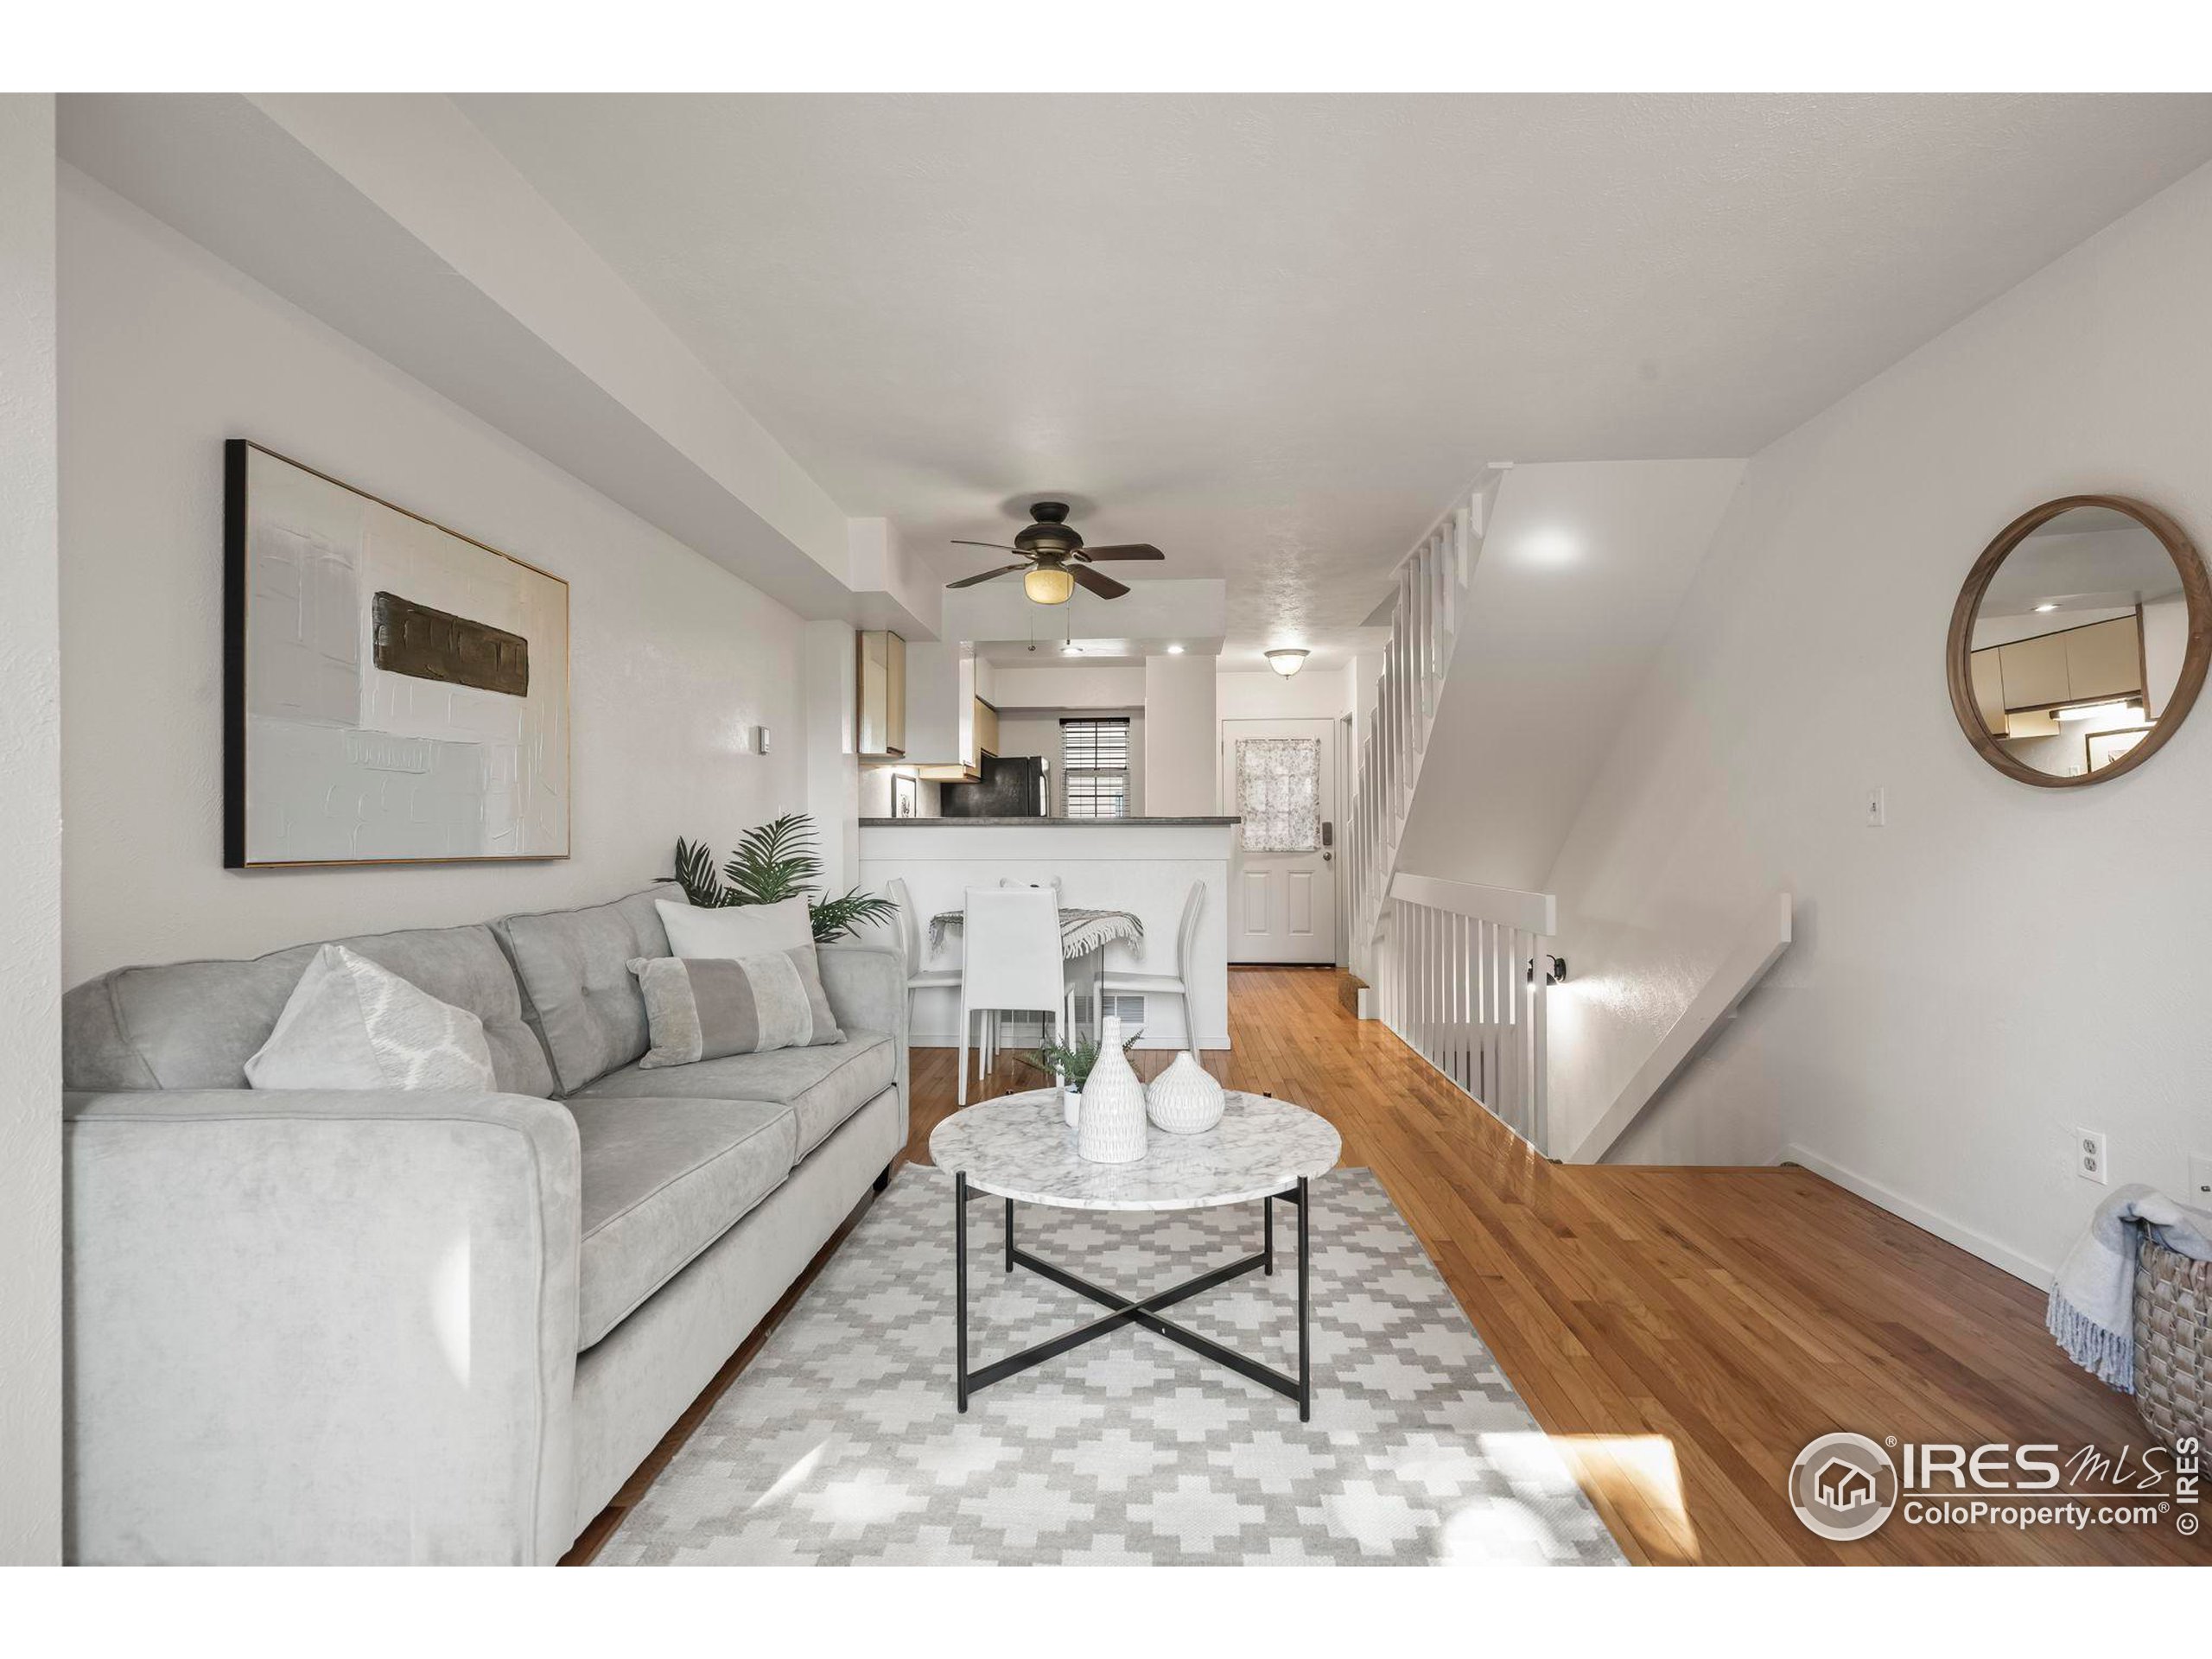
[2063,615,2144,703]
[856,630,906,759]
[1968,649,2005,734]
[974,698,1000,762]
[1998,631,2070,710]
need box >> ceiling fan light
[1265,648,1310,678]
[1023,565,1075,606]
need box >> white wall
[0,94,63,1567]
[988,662,1146,709]
[60,171,809,982]
[1540,157,2212,1283]
[1144,654,1218,816]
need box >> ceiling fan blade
[1071,565,1130,600]
[1077,543,1166,561]
[950,538,1019,551]
[945,565,1025,589]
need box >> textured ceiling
[457,94,2212,660]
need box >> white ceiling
[456,94,2212,660]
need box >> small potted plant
[1027,1027,1142,1128]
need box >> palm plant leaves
[672,813,894,943]
[721,812,822,906]
[672,836,734,907]
[809,889,898,941]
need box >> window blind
[1060,718,1131,819]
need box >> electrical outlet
[1865,786,1886,828]
[2190,1154,2212,1204]
[2075,1128,2107,1185]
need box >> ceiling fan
[947,500,1164,604]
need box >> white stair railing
[1379,872,1556,1149]
[1344,468,1503,986]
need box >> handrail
[1389,872,1555,935]
[1344,465,1506,983]
[1567,892,1794,1164]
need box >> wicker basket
[2133,1233,2212,1452]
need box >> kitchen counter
[859,816,1239,827]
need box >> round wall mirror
[1948,496,2211,786]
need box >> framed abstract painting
[224,440,571,868]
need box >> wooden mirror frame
[1947,494,2212,789]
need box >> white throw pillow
[656,895,815,959]
[245,944,498,1092]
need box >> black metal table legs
[953,1174,1313,1421]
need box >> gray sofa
[60,884,907,1564]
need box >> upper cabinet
[1970,613,2146,734]
[974,698,1000,764]
[2062,615,2145,702]
[1997,630,2070,709]
[856,630,906,759]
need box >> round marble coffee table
[929,1087,1341,1421]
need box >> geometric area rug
[595,1166,1624,1565]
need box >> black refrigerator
[941,753,1049,817]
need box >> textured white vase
[1075,1017,1147,1163]
[1146,1050,1225,1134]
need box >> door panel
[1239,870,1270,939]
[1224,716,1339,963]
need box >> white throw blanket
[2047,1183,2212,1392]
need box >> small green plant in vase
[1027,1027,1141,1128]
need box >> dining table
[928,902,1146,1041]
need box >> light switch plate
[753,725,772,755]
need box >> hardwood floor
[571,964,2202,1566]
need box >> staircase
[1344,468,1503,984]
[1343,467,1561,1150]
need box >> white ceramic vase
[1063,1085,1081,1128]
[1146,1050,1225,1134]
[1075,1016,1147,1163]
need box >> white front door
[1224,717,1338,964]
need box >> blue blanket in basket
[2048,1184,2212,1392]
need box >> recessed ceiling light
[2034,603,2059,613]
[1166,644,1185,654]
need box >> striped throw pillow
[627,948,845,1068]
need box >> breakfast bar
[857,817,1236,1051]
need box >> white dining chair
[1101,880,1206,1057]
[957,886,1068,1105]
[887,878,962,1034]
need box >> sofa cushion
[569,1096,798,1350]
[629,950,843,1067]
[493,887,674,1095]
[61,922,555,1097]
[246,944,498,1092]
[575,1030,895,1162]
